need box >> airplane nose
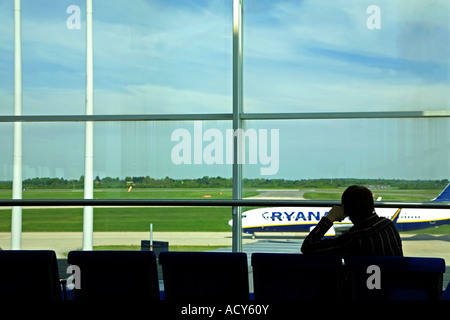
[228,215,246,227]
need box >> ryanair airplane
[230,184,450,238]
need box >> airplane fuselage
[230,184,450,236]
[232,206,450,235]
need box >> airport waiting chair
[67,250,160,301]
[251,253,345,300]
[159,251,249,301]
[345,255,446,300]
[441,282,450,300]
[0,250,62,301]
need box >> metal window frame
[2,0,450,252]
[2,110,450,123]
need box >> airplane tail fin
[432,183,450,202]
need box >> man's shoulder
[350,214,395,232]
[376,215,396,225]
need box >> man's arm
[301,206,347,254]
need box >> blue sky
[0,0,449,181]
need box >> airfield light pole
[82,0,94,251]
[11,0,23,250]
[232,0,244,253]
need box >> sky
[0,0,449,181]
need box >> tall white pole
[11,0,23,250]
[82,0,94,251]
[150,223,153,251]
[232,0,243,252]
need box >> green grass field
[0,188,449,234]
[302,188,440,202]
[0,188,257,200]
[0,188,242,232]
[0,207,233,232]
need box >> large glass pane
[0,119,236,253]
[0,124,13,185]
[94,120,233,190]
[240,118,450,278]
[93,120,235,251]
[243,118,450,190]
[0,122,85,253]
[93,0,232,114]
[22,122,85,186]
[244,0,450,113]
[19,0,86,115]
[240,118,450,241]
[0,1,13,116]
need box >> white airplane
[229,184,450,238]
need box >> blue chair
[67,250,160,300]
[441,282,450,300]
[0,250,62,301]
[251,253,344,300]
[345,255,446,300]
[159,251,249,301]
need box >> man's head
[341,185,375,222]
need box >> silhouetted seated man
[301,185,403,257]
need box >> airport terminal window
[242,118,450,184]
[0,124,13,183]
[20,122,84,184]
[0,1,449,257]
[21,0,86,115]
[243,0,450,113]
[0,1,13,116]
[95,121,233,186]
[93,120,234,247]
[93,0,232,115]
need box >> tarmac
[1,231,450,262]
[0,231,252,257]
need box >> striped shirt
[301,214,403,257]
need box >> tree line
[0,176,448,190]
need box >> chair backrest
[345,255,446,300]
[67,250,160,300]
[159,251,249,301]
[441,282,450,300]
[0,250,62,301]
[251,253,344,300]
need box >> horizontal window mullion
[3,110,450,122]
[241,111,450,120]
[1,199,450,209]
[0,113,234,122]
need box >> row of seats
[0,250,449,301]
